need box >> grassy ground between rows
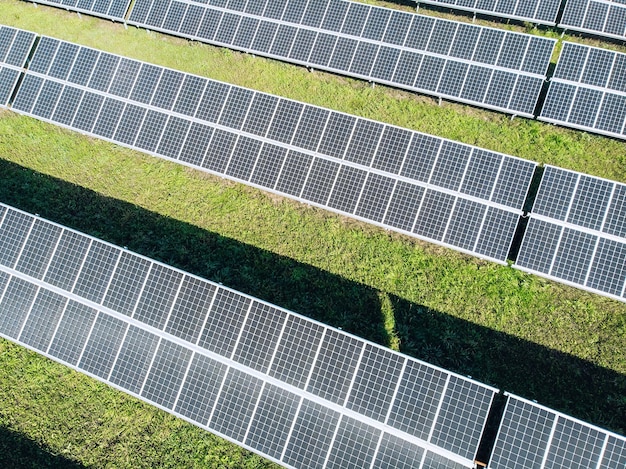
[0,0,625,467]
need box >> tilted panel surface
[489,394,626,469]
[417,0,561,25]
[9,34,538,265]
[540,42,626,140]
[560,0,626,41]
[0,26,36,107]
[21,0,132,21]
[516,165,626,302]
[0,202,499,468]
[124,0,556,117]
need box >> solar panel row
[516,165,626,301]
[0,202,498,468]
[126,0,556,117]
[560,0,626,41]
[7,35,537,264]
[417,0,562,25]
[489,394,626,469]
[540,42,626,139]
[0,26,36,107]
[23,0,131,20]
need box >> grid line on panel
[0,204,510,468]
[14,287,42,344]
[417,0,560,25]
[11,37,536,264]
[560,0,626,41]
[541,42,626,139]
[105,317,133,381]
[122,0,554,116]
[18,288,67,356]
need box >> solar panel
[488,394,626,469]
[124,0,556,117]
[0,202,499,468]
[417,0,561,26]
[22,0,132,21]
[560,0,626,41]
[516,165,626,302]
[540,42,626,140]
[9,34,538,265]
[0,26,36,107]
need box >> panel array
[489,394,626,469]
[0,202,499,468]
[126,0,556,117]
[516,165,626,301]
[0,26,36,107]
[417,0,561,25]
[9,35,537,264]
[560,0,626,41]
[23,0,132,21]
[540,42,626,140]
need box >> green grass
[0,1,625,467]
